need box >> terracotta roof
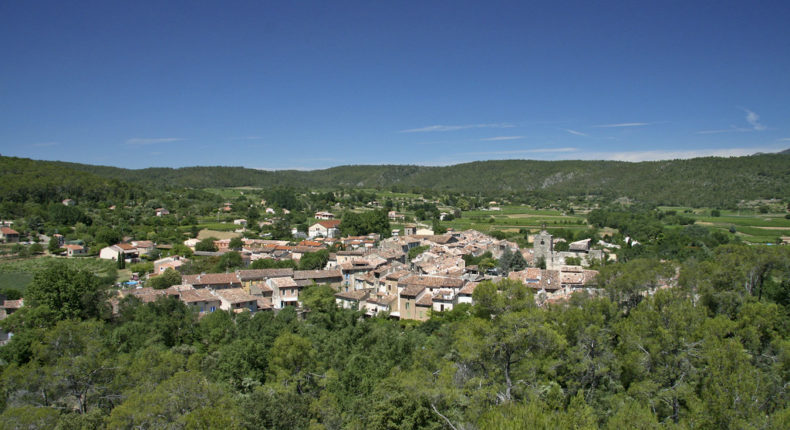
[432,289,455,302]
[400,284,426,298]
[179,289,219,303]
[250,284,273,295]
[340,262,372,271]
[269,277,298,288]
[115,243,136,251]
[316,220,341,229]
[569,239,591,252]
[2,299,23,309]
[459,282,479,295]
[293,269,342,280]
[540,270,561,291]
[426,235,455,244]
[508,268,542,283]
[398,275,464,289]
[64,244,84,250]
[214,288,257,304]
[416,294,433,306]
[367,294,397,306]
[0,227,18,235]
[182,273,240,286]
[385,270,412,281]
[237,268,294,281]
[256,298,273,310]
[335,290,369,301]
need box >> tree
[215,251,243,272]
[106,371,241,429]
[229,236,243,251]
[196,237,218,252]
[298,250,329,270]
[47,236,61,253]
[300,285,336,314]
[268,333,316,395]
[498,248,526,274]
[408,245,430,261]
[169,243,192,258]
[25,263,109,321]
[148,268,182,289]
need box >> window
[406,302,410,310]
[210,306,215,312]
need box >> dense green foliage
[4,153,787,207]
[339,209,390,237]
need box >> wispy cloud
[697,108,767,134]
[400,123,514,133]
[593,122,651,128]
[480,136,523,141]
[777,137,790,142]
[462,147,578,156]
[744,109,766,131]
[32,141,59,147]
[564,129,588,137]
[571,146,785,162]
[125,137,184,145]
[234,136,265,141]
[254,166,314,171]
[695,127,752,135]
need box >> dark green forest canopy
[3,152,788,207]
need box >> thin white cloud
[564,129,588,137]
[570,146,785,162]
[254,166,313,171]
[125,137,184,145]
[697,108,767,134]
[593,122,651,128]
[32,141,59,147]
[744,109,766,131]
[400,123,514,133]
[462,147,578,156]
[695,127,752,135]
[480,136,524,141]
[777,137,790,142]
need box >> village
[104,211,604,321]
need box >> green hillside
[4,153,790,207]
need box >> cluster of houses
[109,229,603,321]
[99,240,158,262]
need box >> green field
[0,257,119,290]
[0,272,33,293]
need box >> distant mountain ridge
[3,153,790,207]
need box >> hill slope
[5,154,790,207]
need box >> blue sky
[1,1,789,170]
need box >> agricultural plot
[658,206,790,244]
[0,257,119,292]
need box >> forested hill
[4,153,790,207]
[0,156,143,204]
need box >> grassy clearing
[0,257,119,290]
[196,221,240,232]
[0,272,33,293]
[197,229,241,240]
